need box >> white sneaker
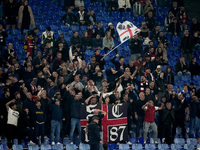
[51,142,55,145]
[28,141,36,145]
[70,142,73,144]
[57,142,61,144]
[144,141,146,144]
[155,141,158,144]
[127,141,132,144]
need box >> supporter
[142,100,163,144]
[106,22,116,40]
[54,41,69,62]
[129,34,143,61]
[70,30,81,47]
[85,24,94,38]
[164,12,175,31]
[159,101,175,144]
[189,96,200,138]
[102,31,114,53]
[5,99,19,144]
[5,0,17,29]
[42,40,54,64]
[157,31,169,48]
[48,98,63,145]
[145,11,156,31]
[150,25,161,41]
[164,66,175,85]
[23,92,36,118]
[65,85,82,144]
[140,22,150,39]
[34,101,46,145]
[0,24,8,53]
[152,65,162,80]
[69,46,82,68]
[55,33,69,50]
[168,17,181,36]
[144,40,154,54]
[18,107,35,145]
[155,46,168,64]
[143,0,154,17]
[169,1,179,16]
[94,49,106,70]
[92,34,103,50]
[42,27,55,44]
[0,90,12,138]
[190,18,200,35]
[43,32,56,48]
[107,0,118,14]
[133,0,144,17]
[111,54,126,74]
[189,57,200,76]
[134,92,148,138]
[133,56,143,70]
[88,10,96,25]
[18,0,35,33]
[81,31,92,50]
[88,116,102,150]
[172,93,189,139]
[176,6,188,31]
[76,6,89,25]
[118,0,131,15]
[140,54,156,72]
[32,51,42,73]
[182,84,191,103]
[52,52,63,72]
[93,22,105,38]
[31,27,41,44]
[180,29,194,61]
[156,72,167,101]
[2,43,17,62]
[62,7,78,26]
[176,56,191,79]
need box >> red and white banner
[117,21,141,43]
[80,104,128,143]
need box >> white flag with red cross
[117,21,141,44]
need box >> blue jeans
[189,117,200,138]
[70,118,81,143]
[51,120,61,143]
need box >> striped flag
[117,21,141,43]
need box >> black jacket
[180,35,194,54]
[88,121,101,144]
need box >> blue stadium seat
[12,144,23,150]
[145,144,156,150]
[63,138,70,145]
[52,144,63,150]
[119,144,129,150]
[187,138,197,145]
[171,144,182,150]
[157,144,169,150]
[70,25,79,31]
[137,137,144,144]
[79,143,90,150]
[184,144,195,150]
[40,144,51,150]
[0,144,7,150]
[65,144,77,150]
[108,143,116,150]
[28,145,39,150]
[129,137,136,144]
[132,144,143,150]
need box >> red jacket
[24,36,37,56]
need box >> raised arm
[6,99,16,111]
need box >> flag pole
[102,38,129,59]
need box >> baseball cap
[92,116,99,121]
[157,65,162,69]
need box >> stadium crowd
[0,0,200,149]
